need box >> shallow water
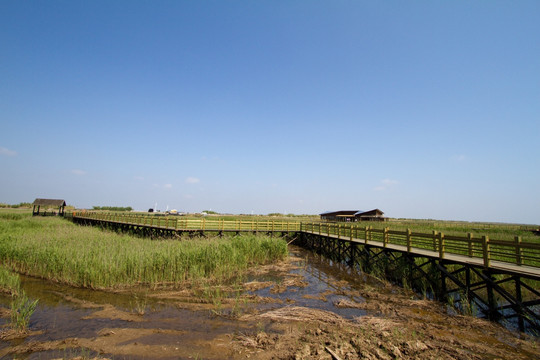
[0,246,382,358]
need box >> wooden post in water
[516,276,524,331]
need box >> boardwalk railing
[72,212,302,232]
[302,222,540,269]
[70,213,540,269]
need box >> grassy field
[363,219,539,243]
[0,211,288,289]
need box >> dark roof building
[320,209,385,222]
[355,209,385,221]
[320,210,360,222]
[32,198,66,216]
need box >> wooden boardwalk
[70,212,540,332]
[70,212,540,279]
[302,230,540,279]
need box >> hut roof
[355,209,384,216]
[32,198,66,207]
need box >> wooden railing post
[438,232,445,259]
[350,224,353,241]
[482,235,490,268]
[515,236,523,265]
[365,226,369,244]
[337,224,341,239]
[467,233,474,257]
[406,228,411,252]
[432,230,438,252]
[383,227,388,247]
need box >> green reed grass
[0,266,21,295]
[10,290,38,331]
[0,215,287,289]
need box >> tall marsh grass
[0,215,287,289]
[0,266,21,295]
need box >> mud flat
[1,246,539,359]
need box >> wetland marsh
[0,212,539,359]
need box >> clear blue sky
[1,1,539,224]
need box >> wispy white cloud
[71,169,86,176]
[451,154,467,162]
[164,183,173,189]
[381,179,398,186]
[0,147,17,157]
[185,177,200,184]
[374,178,398,191]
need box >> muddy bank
[1,246,538,359]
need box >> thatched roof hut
[32,198,66,216]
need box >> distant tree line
[0,202,32,208]
[92,206,133,212]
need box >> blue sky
[1,1,539,224]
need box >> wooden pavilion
[32,198,66,216]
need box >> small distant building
[32,198,66,216]
[320,209,385,222]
